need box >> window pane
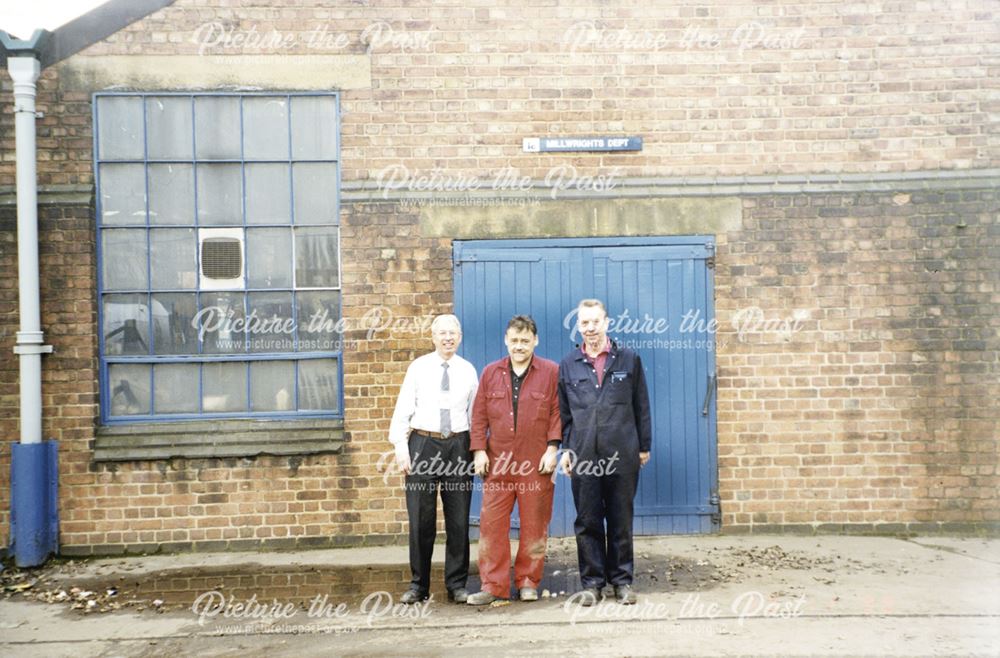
[150,228,196,290]
[298,358,339,411]
[199,292,245,353]
[246,163,291,224]
[294,227,339,288]
[108,363,151,416]
[247,227,292,288]
[296,291,341,352]
[243,96,289,160]
[146,96,193,160]
[250,361,294,411]
[195,96,241,159]
[247,292,294,352]
[152,293,198,355]
[291,96,338,160]
[97,96,144,160]
[196,164,243,225]
[102,229,148,290]
[99,164,146,226]
[103,293,150,355]
[292,163,338,224]
[203,362,248,413]
[148,164,194,225]
[153,363,200,414]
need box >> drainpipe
[2,30,58,567]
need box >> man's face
[432,322,461,358]
[504,327,538,367]
[577,305,609,351]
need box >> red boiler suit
[470,356,561,598]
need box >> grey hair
[431,314,462,334]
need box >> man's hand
[538,446,558,475]
[559,451,574,476]
[639,451,651,468]
[395,445,412,476]
[473,450,490,477]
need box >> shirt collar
[580,337,611,358]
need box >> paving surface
[1,534,998,657]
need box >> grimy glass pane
[99,164,146,226]
[153,363,200,414]
[243,96,289,160]
[250,361,295,411]
[298,358,340,411]
[203,362,248,413]
[108,363,151,416]
[199,291,245,354]
[102,229,148,290]
[97,96,144,160]
[194,96,241,159]
[246,163,291,224]
[291,96,338,160]
[148,164,194,225]
[292,163,338,224]
[151,293,199,355]
[296,290,341,352]
[247,227,292,288]
[150,228,196,290]
[247,292,294,353]
[103,293,150,356]
[196,163,243,225]
[146,96,193,160]
[294,226,339,288]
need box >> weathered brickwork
[1,1,997,186]
[715,189,999,531]
[0,1,997,552]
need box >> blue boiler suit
[558,341,652,589]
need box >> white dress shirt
[389,352,479,460]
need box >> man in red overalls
[466,315,561,605]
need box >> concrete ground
[1,534,998,657]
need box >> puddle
[4,552,723,616]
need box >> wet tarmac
[3,547,721,615]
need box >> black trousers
[570,467,639,589]
[404,431,473,595]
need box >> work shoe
[447,587,469,603]
[466,590,499,605]
[614,584,637,605]
[400,588,429,605]
[577,587,603,607]
[519,586,539,602]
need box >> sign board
[522,136,642,153]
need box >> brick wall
[715,189,999,531]
[1,0,998,187]
[0,0,997,552]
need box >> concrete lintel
[56,54,371,91]
[418,197,743,239]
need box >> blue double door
[454,237,719,537]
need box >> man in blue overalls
[558,299,652,606]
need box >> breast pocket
[485,389,506,413]
[530,390,549,420]
[606,372,631,404]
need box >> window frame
[93,91,344,425]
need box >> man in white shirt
[389,314,479,604]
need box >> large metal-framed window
[94,92,342,424]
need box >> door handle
[701,372,716,416]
